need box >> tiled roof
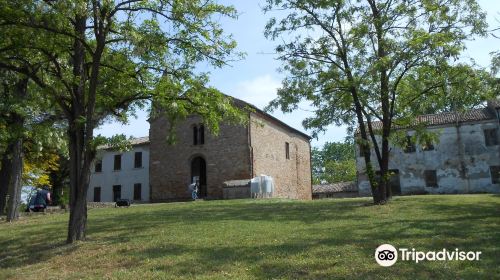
[128,136,149,146]
[99,136,149,150]
[368,108,497,131]
[312,182,357,194]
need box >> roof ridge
[359,106,495,132]
[416,107,487,118]
[225,94,312,140]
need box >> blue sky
[96,0,500,148]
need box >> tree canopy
[0,0,245,242]
[264,0,489,204]
[312,141,356,184]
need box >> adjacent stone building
[87,137,150,202]
[149,98,313,201]
[356,100,500,196]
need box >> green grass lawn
[0,194,499,279]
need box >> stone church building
[149,98,313,201]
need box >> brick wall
[249,113,312,200]
[149,115,252,201]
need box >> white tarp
[250,175,275,198]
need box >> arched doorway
[191,156,207,198]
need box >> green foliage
[491,27,500,93]
[0,0,245,234]
[312,141,356,184]
[264,0,488,135]
[151,74,249,144]
[396,63,497,117]
[0,0,246,144]
[0,70,67,188]
[92,134,132,153]
[263,0,489,202]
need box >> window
[285,142,290,159]
[134,183,142,200]
[403,136,416,153]
[93,187,101,202]
[134,152,142,168]
[424,170,438,188]
[422,140,434,151]
[490,166,500,184]
[94,160,102,172]
[484,129,499,146]
[113,185,121,202]
[199,125,205,145]
[114,154,121,171]
[193,125,198,145]
[193,124,205,146]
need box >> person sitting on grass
[27,186,51,212]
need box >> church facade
[149,99,312,201]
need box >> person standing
[188,178,199,200]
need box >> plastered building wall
[88,144,150,202]
[356,120,500,196]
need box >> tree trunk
[66,122,90,243]
[4,78,28,221]
[378,119,391,203]
[65,14,91,244]
[6,138,23,222]
[0,152,12,215]
[352,98,381,203]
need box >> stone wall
[223,186,251,199]
[356,120,500,196]
[149,115,252,201]
[249,113,312,200]
[313,192,359,199]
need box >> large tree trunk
[66,10,105,243]
[66,124,90,243]
[0,152,12,215]
[4,79,28,221]
[6,138,23,222]
[377,120,391,203]
[352,98,381,204]
[367,0,391,204]
[66,14,89,244]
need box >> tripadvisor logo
[375,244,482,267]
[375,244,398,267]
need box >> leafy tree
[312,141,356,184]
[492,24,500,79]
[0,68,29,220]
[0,0,244,242]
[264,0,487,204]
[0,68,64,220]
[48,153,70,207]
